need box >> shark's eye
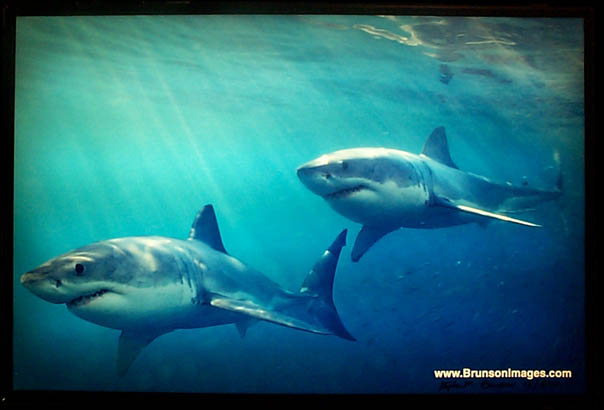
[341,161,349,170]
[75,263,85,275]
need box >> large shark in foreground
[297,127,562,262]
[21,205,354,375]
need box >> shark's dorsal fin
[351,225,396,262]
[421,126,459,169]
[117,329,168,376]
[188,205,228,254]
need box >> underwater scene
[13,15,585,394]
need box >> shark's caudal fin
[300,229,356,341]
[210,229,355,341]
[421,126,459,169]
[189,208,355,342]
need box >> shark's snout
[20,270,68,304]
[297,162,317,183]
[20,271,39,286]
[297,163,327,180]
[21,272,62,287]
[296,164,310,179]
[297,163,339,197]
[297,159,323,178]
[297,154,333,180]
[20,266,53,287]
[298,153,375,201]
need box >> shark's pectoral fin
[351,225,396,262]
[117,329,168,376]
[456,204,541,227]
[235,318,258,339]
[436,198,541,227]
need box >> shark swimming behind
[21,205,354,375]
[297,127,562,262]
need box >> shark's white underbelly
[327,180,430,228]
[68,282,242,331]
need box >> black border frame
[2,1,598,408]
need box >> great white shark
[20,205,355,375]
[297,126,562,262]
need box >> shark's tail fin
[300,229,356,341]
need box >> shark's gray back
[106,236,286,308]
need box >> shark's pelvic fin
[421,126,459,169]
[235,318,257,339]
[188,204,228,254]
[351,225,396,262]
[117,329,168,376]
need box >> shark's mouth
[67,289,111,308]
[323,185,368,199]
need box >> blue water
[13,15,585,394]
